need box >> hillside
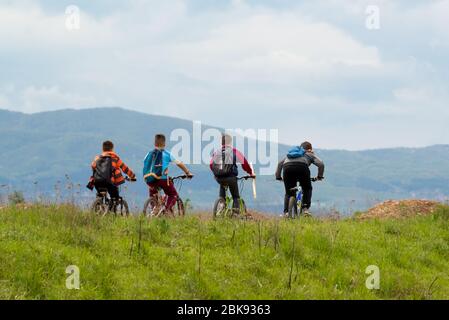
[1,108,449,213]
[0,205,448,299]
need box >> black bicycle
[143,175,191,218]
[213,176,254,219]
[91,177,135,217]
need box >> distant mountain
[1,108,448,214]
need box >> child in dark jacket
[276,141,324,216]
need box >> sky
[0,0,448,150]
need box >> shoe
[302,209,312,217]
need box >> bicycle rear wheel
[143,198,158,218]
[91,198,109,217]
[213,197,227,219]
[288,196,298,219]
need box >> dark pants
[216,176,240,210]
[147,179,179,211]
[95,182,119,199]
[283,163,312,213]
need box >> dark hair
[155,134,166,147]
[103,140,114,152]
[301,141,312,150]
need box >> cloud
[20,86,99,113]
[164,12,382,84]
[0,0,448,149]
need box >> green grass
[0,205,448,300]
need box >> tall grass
[0,205,448,300]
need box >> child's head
[222,133,233,146]
[102,140,114,152]
[301,141,313,151]
[155,134,166,148]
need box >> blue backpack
[287,146,306,159]
[143,149,164,183]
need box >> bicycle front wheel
[116,199,130,217]
[238,199,248,218]
[174,198,185,217]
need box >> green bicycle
[213,176,254,219]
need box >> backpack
[211,147,236,177]
[144,149,164,183]
[93,156,113,185]
[287,146,306,159]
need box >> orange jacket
[90,151,135,186]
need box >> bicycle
[287,177,319,219]
[213,176,254,219]
[143,175,191,218]
[91,177,136,217]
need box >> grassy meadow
[0,205,448,300]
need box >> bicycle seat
[97,189,108,197]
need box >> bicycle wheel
[174,198,185,217]
[116,199,130,217]
[288,196,298,219]
[143,198,158,218]
[213,197,227,219]
[238,199,249,220]
[91,198,109,217]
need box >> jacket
[275,151,325,179]
[90,151,135,186]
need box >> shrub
[8,191,25,205]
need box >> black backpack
[93,156,113,185]
[211,147,235,177]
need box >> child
[275,141,324,216]
[87,140,136,199]
[210,134,256,212]
[143,134,193,212]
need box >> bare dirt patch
[359,200,440,220]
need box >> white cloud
[21,86,98,113]
[0,0,448,148]
[165,13,381,83]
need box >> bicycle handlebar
[237,175,255,181]
[277,177,323,182]
[171,174,193,181]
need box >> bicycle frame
[144,175,190,217]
